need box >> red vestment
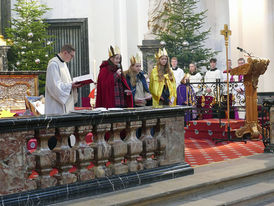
[96,60,133,108]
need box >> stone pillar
[154,118,167,166]
[76,125,95,181]
[140,119,157,169]
[0,45,10,71]
[125,121,143,172]
[109,122,128,175]
[138,40,161,73]
[36,128,58,188]
[91,123,111,178]
[0,0,11,36]
[55,127,77,185]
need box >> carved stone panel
[0,72,39,110]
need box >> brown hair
[124,65,138,87]
[171,57,177,61]
[61,44,75,53]
[210,58,217,63]
[157,56,173,81]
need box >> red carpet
[185,119,265,167]
[185,119,245,139]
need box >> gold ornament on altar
[130,54,141,65]
[0,35,7,46]
[155,47,168,60]
[108,46,121,57]
[0,109,16,118]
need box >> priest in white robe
[188,62,202,94]
[204,58,223,96]
[45,44,82,115]
[203,58,223,118]
[171,57,185,89]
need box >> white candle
[93,59,96,82]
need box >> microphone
[237,47,243,52]
[236,47,252,57]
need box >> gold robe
[149,66,177,107]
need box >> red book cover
[73,74,94,85]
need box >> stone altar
[0,106,193,205]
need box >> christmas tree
[156,0,217,71]
[5,0,54,94]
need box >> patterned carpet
[184,118,265,167]
[185,137,264,167]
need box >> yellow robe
[149,66,177,107]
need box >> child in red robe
[96,46,133,108]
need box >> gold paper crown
[130,54,141,65]
[108,45,121,57]
[155,48,168,60]
[184,73,190,79]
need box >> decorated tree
[156,0,217,71]
[6,0,54,94]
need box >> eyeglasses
[68,52,75,58]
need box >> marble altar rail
[0,106,193,205]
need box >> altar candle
[93,59,96,82]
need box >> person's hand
[124,89,132,96]
[235,88,244,94]
[145,94,152,100]
[206,88,212,93]
[160,96,164,101]
[72,82,82,88]
[136,98,145,104]
[116,69,122,76]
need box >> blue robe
[126,72,150,106]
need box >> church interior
[0,0,274,205]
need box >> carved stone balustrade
[0,106,193,205]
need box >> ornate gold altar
[230,57,270,138]
[0,71,42,110]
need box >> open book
[73,74,94,85]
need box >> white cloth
[189,72,202,94]
[172,67,185,89]
[230,75,245,119]
[222,72,231,95]
[45,56,77,115]
[204,69,223,96]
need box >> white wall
[229,0,274,92]
[197,0,230,72]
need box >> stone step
[154,171,274,206]
[56,153,274,206]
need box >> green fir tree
[6,0,54,94]
[156,0,217,72]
